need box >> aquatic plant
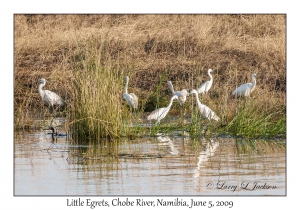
[67,35,124,140]
[224,95,286,138]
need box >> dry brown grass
[14,14,286,133]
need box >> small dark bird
[49,126,67,140]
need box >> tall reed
[67,35,124,141]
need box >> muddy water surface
[14,130,286,196]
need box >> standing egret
[146,95,178,124]
[197,69,214,94]
[190,89,220,121]
[123,76,138,109]
[38,78,65,107]
[167,81,189,105]
[232,73,257,97]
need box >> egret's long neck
[208,71,213,82]
[251,77,256,91]
[38,83,45,98]
[125,77,129,94]
[194,92,202,108]
[167,97,175,109]
[168,81,176,94]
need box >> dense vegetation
[14,14,286,140]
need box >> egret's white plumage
[197,69,214,94]
[146,95,178,123]
[190,89,220,121]
[38,78,65,107]
[167,81,189,105]
[232,73,257,97]
[123,76,138,109]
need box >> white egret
[38,78,65,107]
[190,89,220,121]
[197,69,214,94]
[123,76,138,109]
[167,81,189,105]
[232,73,257,97]
[146,95,178,124]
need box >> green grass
[223,98,286,139]
[67,36,124,141]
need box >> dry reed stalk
[14,14,286,138]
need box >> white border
[2,1,297,209]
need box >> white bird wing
[232,83,252,96]
[175,90,188,105]
[44,90,64,106]
[201,104,219,121]
[124,93,138,109]
[147,107,168,121]
[208,109,220,121]
[197,81,209,93]
[129,93,138,108]
[199,105,209,118]
[124,94,133,107]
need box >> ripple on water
[14,130,286,195]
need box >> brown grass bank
[14,14,286,137]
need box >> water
[14,129,286,196]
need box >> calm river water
[14,128,286,196]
